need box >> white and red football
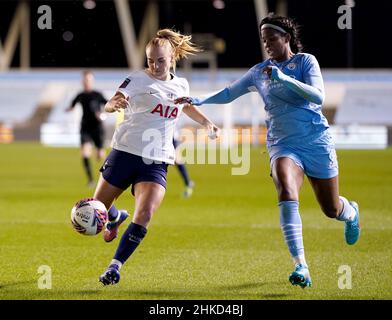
[70,198,108,236]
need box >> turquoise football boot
[345,201,361,245]
[289,264,312,288]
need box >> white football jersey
[112,70,189,164]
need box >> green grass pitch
[0,143,391,300]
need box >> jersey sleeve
[276,54,325,105]
[302,54,324,95]
[98,92,107,105]
[70,93,82,108]
[117,75,135,99]
[198,67,255,105]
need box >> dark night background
[0,0,391,69]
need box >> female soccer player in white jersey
[175,14,360,288]
[96,29,220,285]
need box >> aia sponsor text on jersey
[151,104,178,119]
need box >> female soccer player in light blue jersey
[175,14,361,288]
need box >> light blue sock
[279,201,306,266]
[336,196,356,222]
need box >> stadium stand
[0,70,391,148]
[0,82,46,125]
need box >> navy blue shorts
[99,149,168,195]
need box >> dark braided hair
[259,13,303,53]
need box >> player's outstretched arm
[174,69,254,106]
[182,104,220,139]
[66,93,82,112]
[104,91,129,113]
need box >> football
[70,198,108,235]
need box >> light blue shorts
[268,133,339,179]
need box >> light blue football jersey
[201,53,329,147]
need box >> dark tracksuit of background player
[69,90,107,185]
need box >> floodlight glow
[83,0,96,10]
[212,0,225,10]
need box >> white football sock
[110,259,123,270]
[293,254,307,267]
[337,196,356,222]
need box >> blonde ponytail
[147,28,202,72]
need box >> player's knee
[277,187,298,201]
[321,205,340,218]
[134,207,155,225]
[82,150,91,158]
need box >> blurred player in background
[173,134,194,198]
[95,29,219,286]
[66,70,107,187]
[175,13,360,289]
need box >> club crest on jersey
[151,104,178,118]
[287,63,296,70]
[167,93,176,100]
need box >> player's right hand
[106,94,129,112]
